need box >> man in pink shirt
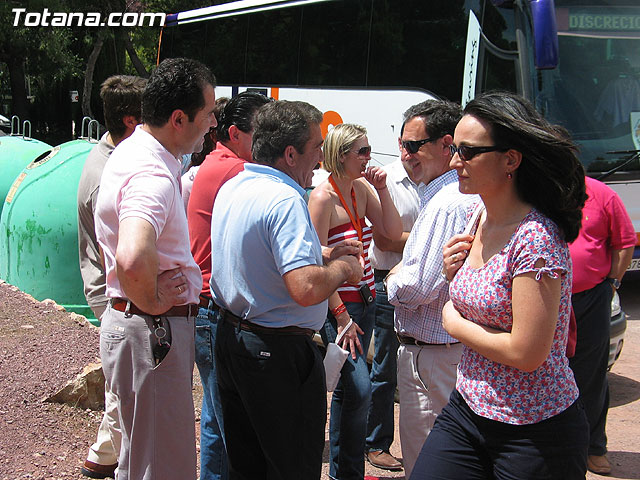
[568,175,635,475]
[95,58,217,480]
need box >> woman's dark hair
[189,128,215,167]
[216,91,272,142]
[464,91,586,242]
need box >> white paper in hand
[323,319,353,392]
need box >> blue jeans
[321,300,375,480]
[195,304,228,480]
[366,277,399,453]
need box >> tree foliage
[0,0,220,143]
[0,0,82,121]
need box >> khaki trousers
[87,303,122,467]
[100,305,196,480]
[397,342,463,478]
[86,382,121,466]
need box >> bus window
[297,0,371,87]
[475,1,520,96]
[480,51,518,93]
[366,0,468,102]
[539,3,640,174]
[211,17,250,84]
[159,0,515,102]
[244,9,301,85]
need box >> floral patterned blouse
[450,207,579,425]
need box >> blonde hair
[322,123,367,178]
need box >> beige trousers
[100,305,196,480]
[397,342,463,478]
[87,303,122,467]
[86,382,121,466]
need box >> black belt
[199,294,214,309]
[220,309,315,337]
[111,299,198,317]
[374,269,390,281]
[397,333,455,347]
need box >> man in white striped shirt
[385,100,477,478]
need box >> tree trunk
[82,31,106,119]
[123,32,149,78]
[8,56,29,123]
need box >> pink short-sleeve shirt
[450,208,579,425]
[569,176,636,293]
[95,126,202,304]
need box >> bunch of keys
[152,318,171,366]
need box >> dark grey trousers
[570,279,613,456]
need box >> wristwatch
[607,277,621,290]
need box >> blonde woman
[308,123,402,480]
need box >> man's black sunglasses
[449,144,506,162]
[401,137,437,154]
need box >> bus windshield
[536,2,640,175]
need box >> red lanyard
[328,175,363,241]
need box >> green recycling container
[0,136,52,216]
[0,139,98,325]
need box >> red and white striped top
[327,218,375,303]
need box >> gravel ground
[1,277,638,480]
[0,281,103,480]
[0,279,402,480]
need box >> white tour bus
[160,0,639,365]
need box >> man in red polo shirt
[187,91,272,480]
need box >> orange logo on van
[321,111,343,138]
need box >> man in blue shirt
[210,100,364,479]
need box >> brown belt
[220,308,315,337]
[397,333,455,347]
[111,299,198,318]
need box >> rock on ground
[46,362,106,411]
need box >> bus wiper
[596,150,640,182]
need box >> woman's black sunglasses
[353,145,372,156]
[449,144,506,162]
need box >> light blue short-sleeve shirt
[210,163,327,330]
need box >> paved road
[591,275,640,479]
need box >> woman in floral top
[410,92,589,480]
